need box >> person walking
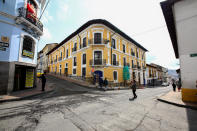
[177,79,182,92]
[99,77,103,89]
[172,81,176,92]
[103,78,108,91]
[131,80,137,99]
[39,73,46,91]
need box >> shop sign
[25,69,34,88]
[0,42,9,47]
[0,36,9,51]
[22,50,34,58]
[0,47,6,51]
[1,36,9,43]
[190,53,197,57]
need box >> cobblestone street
[0,76,197,131]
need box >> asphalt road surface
[0,75,197,131]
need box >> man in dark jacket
[131,80,137,99]
[39,73,46,91]
[103,78,108,91]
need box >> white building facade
[161,0,197,102]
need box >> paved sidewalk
[0,79,55,103]
[157,91,197,110]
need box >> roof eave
[160,0,180,58]
[46,19,148,55]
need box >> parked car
[161,82,169,86]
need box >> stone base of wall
[0,61,15,95]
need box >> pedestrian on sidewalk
[177,79,182,92]
[103,78,108,91]
[130,80,137,99]
[172,82,176,92]
[99,77,103,89]
[39,72,46,91]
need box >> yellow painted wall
[182,88,197,102]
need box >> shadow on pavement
[186,108,197,131]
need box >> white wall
[174,0,197,89]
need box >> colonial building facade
[0,0,46,94]
[146,63,165,86]
[37,43,58,73]
[47,19,147,85]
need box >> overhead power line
[132,25,166,36]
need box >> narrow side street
[0,76,196,131]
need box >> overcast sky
[39,0,179,70]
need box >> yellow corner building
[47,19,148,85]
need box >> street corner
[157,91,197,110]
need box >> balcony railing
[72,47,77,52]
[112,61,119,66]
[88,39,109,45]
[58,57,62,61]
[17,7,43,33]
[89,59,106,66]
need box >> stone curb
[0,89,54,103]
[157,98,197,111]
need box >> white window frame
[112,37,117,49]
[123,44,126,53]
[93,49,103,65]
[72,56,77,75]
[82,36,87,48]
[93,31,103,44]
[73,56,77,67]
[112,53,117,66]
[59,64,62,74]
[66,48,68,58]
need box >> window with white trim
[123,44,126,53]
[94,33,102,44]
[82,67,86,77]
[82,53,86,65]
[73,68,76,75]
[112,38,116,49]
[66,49,68,58]
[22,36,35,59]
[73,57,77,66]
[64,63,68,75]
[82,37,87,47]
[112,54,117,66]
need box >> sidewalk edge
[157,98,197,110]
[0,90,54,103]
